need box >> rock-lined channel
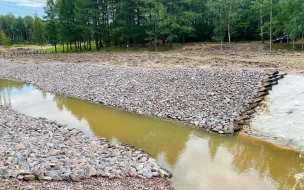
[0,60,265,134]
[1,73,304,189]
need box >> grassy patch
[265,41,304,51]
[43,42,183,54]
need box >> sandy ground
[1,42,304,76]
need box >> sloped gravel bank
[0,105,171,183]
[0,60,265,133]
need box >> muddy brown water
[1,78,304,190]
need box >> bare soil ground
[0,45,52,53]
[1,42,303,76]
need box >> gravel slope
[0,60,265,134]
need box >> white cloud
[1,0,46,7]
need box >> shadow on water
[1,78,303,190]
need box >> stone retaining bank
[0,105,171,182]
[0,60,265,134]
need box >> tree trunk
[182,33,185,46]
[105,37,108,51]
[220,5,223,50]
[170,39,173,50]
[127,39,130,51]
[99,38,103,48]
[134,38,136,48]
[95,33,99,51]
[302,32,304,50]
[89,37,92,51]
[62,43,65,53]
[75,41,78,53]
[55,44,57,53]
[270,0,272,51]
[114,36,118,46]
[260,5,264,43]
[293,38,295,49]
[227,3,232,44]
[154,20,157,52]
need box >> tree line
[0,0,304,51]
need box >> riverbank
[0,60,265,134]
[0,105,173,189]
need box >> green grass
[265,41,304,51]
[43,42,183,54]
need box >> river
[0,78,303,189]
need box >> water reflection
[0,78,303,190]
[0,79,25,107]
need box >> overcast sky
[0,0,46,17]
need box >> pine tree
[33,15,45,47]
[0,30,10,48]
[44,0,59,52]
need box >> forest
[0,0,303,52]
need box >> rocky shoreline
[0,60,265,134]
[0,105,173,188]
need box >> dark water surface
[1,78,303,190]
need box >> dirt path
[1,42,304,76]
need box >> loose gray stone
[23,175,35,181]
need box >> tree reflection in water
[0,79,25,107]
[53,92,304,189]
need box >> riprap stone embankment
[0,60,265,133]
[0,105,172,182]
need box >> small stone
[152,172,159,177]
[52,175,63,181]
[17,175,24,180]
[19,170,33,176]
[139,157,147,162]
[23,174,35,181]
[61,174,71,181]
[109,172,116,179]
[70,174,81,182]
[43,176,53,181]
[143,172,153,179]
[89,167,97,176]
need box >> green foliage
[33,16,45,46]
[1,0,304,51]
[44,0,59,51]
[0,30,10,47]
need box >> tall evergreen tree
[33,15,45,47]
[44,0,59,52]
